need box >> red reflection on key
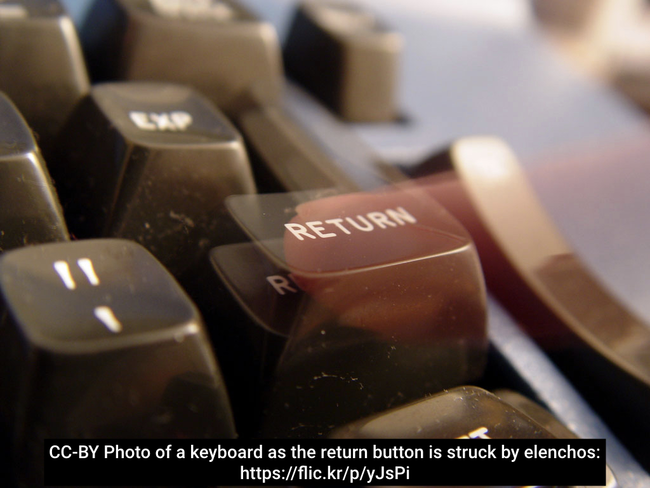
[223,186,488,437]
[282,185,486,344]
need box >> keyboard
[1,0,649,486]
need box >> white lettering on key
[386,207,417,225]
[129,111,156,130]
[54,261,76,290]
[54,258,101,290]
[284,223,316,241]
[285,207,418,241]
[149,0,234,21]
[266,275,298,295]
[345,215,374,232]
[367,212,397,229]
[170,111,193,130]
[324,218,351,234]
[77,258,100,286]
[150,113,175,131]
[93,306,123,333]
[306,221,336,239]
[129,111,193,131]
[457,427,491,439]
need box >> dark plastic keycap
[0,93,68,251]
[284,0,402,122]
[333,387,615,486]
[235,82,406,193]
[0,239,235,486]
[495,389,581,440]
[237,104,360,193]
[405,136,650,466]
[494,390,618,487]
[51,82,256,279]
[82,0,283,115]
[331,386,556,439]
[190,242,297,437]
[225,186,487,437]
[0,0,89,156]
[211,243,301,339]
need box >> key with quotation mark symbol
[53,258,122,332]
[0,239,235,487]
[53,258,100,289]
[92,306,122,333]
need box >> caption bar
[45,438,605,486]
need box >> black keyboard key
[0,0,89,156]
[494,389,618,487]
[0,93,68,251]
[51,82,256,278]
[405,136,650,466]
[237,83,406,193]
[495,389,580,439]
[152,371,237,439]
[331,386,556,439]
[284,0,402,122]
[211,242,300,339]
[82,0,284,114]
[0,239,235,485]
[226,186,487,437]
[237,104,360,193]
[193,242,298,437]
[334,387,615,486]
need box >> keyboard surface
[1,0,649,486]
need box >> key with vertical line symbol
[0,238,235,487]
